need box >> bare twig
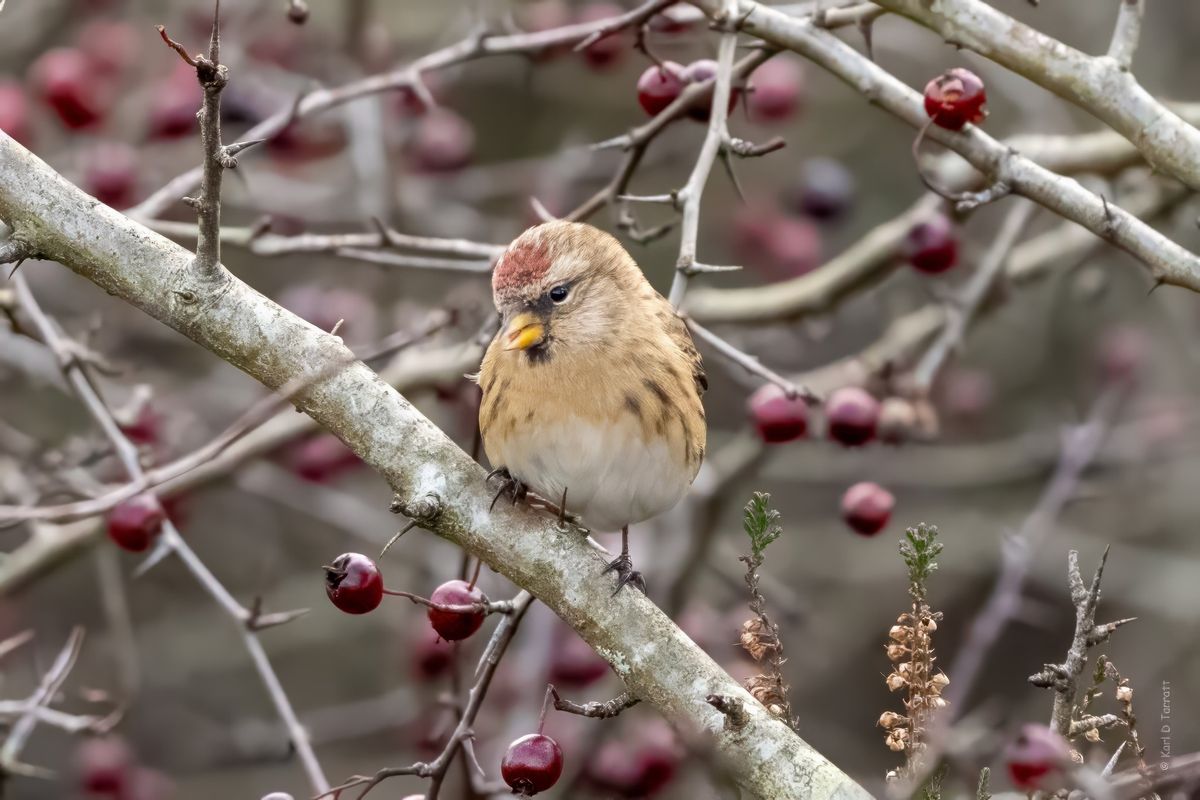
[945,390,1120,713]
[10,276,329,794]
[0,627,84,776]
[323,591,535,799]
[686,318,818,402]
[1028,548,1136,738]
[1108,0,1146,70]
[551,687,640,719]
[911,199,1037,393]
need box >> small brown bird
[477,221,707,592]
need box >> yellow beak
[503,312,546,351]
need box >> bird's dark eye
[548,285,569,303]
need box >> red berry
[747,57,805,122]
[75,20,140,79]
[577,3,630,70]
[785,158,856,222]
[585,718,678,797]
[748,384,808,444]
[826,387,880,446]
[267,118,348,162]
[731,199,781,267]
[902,213,958,274]
[119,404,161,447]
[877,397,917,445]
[549,627,610,687]
[501,733,564,796]
[325,553,384,614]
[682,59,739,122]
[0,81,33,147]
[148,64,202,140]
[107,494,165,552]
[411,624,454,680]
[84,142,139,209]
[923,67,987,131]
[28,48,107,130]
[636,62,687,117]
[840,482,894,536]
[408,108,475,172]
[428,579,487,641]
[75,736,135,794]
[1004,724,1071,791]
[286,433,364,483]
[764,215,822,278]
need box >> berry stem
[467,558,482,590]
[538,684,555,734]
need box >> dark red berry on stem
[747,57,805,122]
[325,553,384,614]
[0,81,33,147]
[428,579,487,641]
[682,59,739,122]
[75,736,135,794]
[28,48,106,130]
[785,158,856,222]
[877,397,917,445]
[502,733,564,796]
[840,482,894,536]
[75,20,140,79]
[1004,724,1071,791]
[148,63,203,140]
[107,494,165,553]
[923,67,987,131]
[411,624,454,680]
[119,404,161,447]
[903,213,958,274]
[577,3,630,70]
[516,0,572,60]
[636,62,687,117]
[408,108,475,172]
[586,718,678,797]
[826,386,880,446]
[748,384,808,444]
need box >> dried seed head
[930,672,950,692]
[897,612,915,625]
[1115,686,1133,703]
[886,643,909,662]
[739,618,777,662]
[878,711,907,729]
[767,703,785,717]
[886,728,908,751]
[886,672,907,691]
[745,675,788,710]
[1084,728,1101,743]
[930,696,948,709]
[889,625,911,642]
[885,769,900,783]
[897,662,913,678]
[920,617,938,632]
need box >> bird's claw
[603,553,646,596]
[487,467,528,510]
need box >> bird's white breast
[492,415,691,532]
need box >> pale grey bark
[0,132,870,800]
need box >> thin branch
[0,627,84,773]
[685,0,1200,293]
[873,0,1200,190]
[667,0,740,307]
[911,199,1036,393]
[1107,0,1145,70]
[551,687,640,719]
[686,317,818,402]
[9,276,329,794]
[939,390,1119,713]
[0,131,870,800]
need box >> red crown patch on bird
[493,235,551,297]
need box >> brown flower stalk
[737,493,796,729]
[880,523,949,783]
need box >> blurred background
[1,0,1199,798]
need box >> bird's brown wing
[666,309,707,397]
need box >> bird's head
[491,221,643,360]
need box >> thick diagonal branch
[0,132,867,800]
